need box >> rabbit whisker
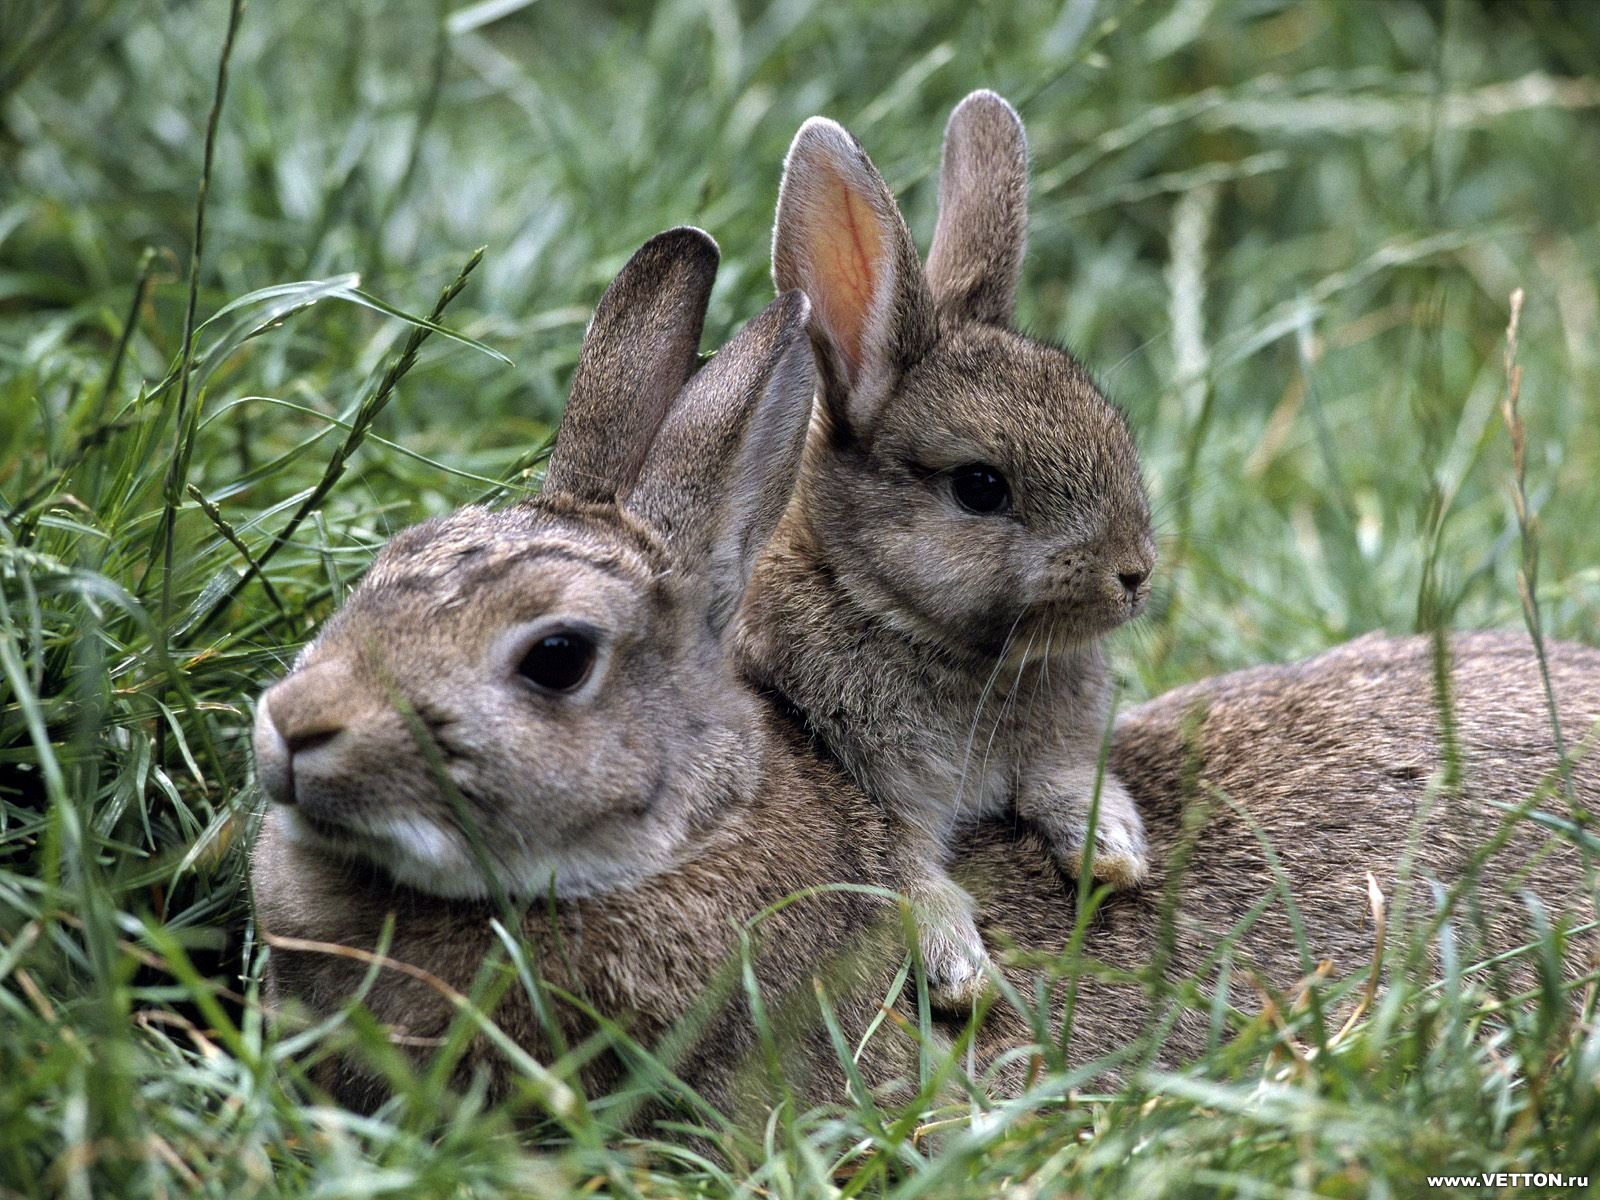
[1024,620,1057,725]
[976,623,1037,802]
[952,608,1027,816]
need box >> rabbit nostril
[1117,570,1147,595]
[284,727,340,757]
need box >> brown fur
[250,226,910,1125]
[545,228,718,502]
[255,630,1600,1119]
[924,90,1029,326]
[971,630,1600,1084]
[252,716,912,1123]
[252,232,817,907]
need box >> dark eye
[516,632,596,693]
[950,463,1011,515]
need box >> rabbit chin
[279,806,681,902]
[1017,595,1140,647]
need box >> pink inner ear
[810,167,885,380]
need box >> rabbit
[735,90,1156,1006]
[251,228,921,1120]
[966,629,1600,1087]
[255,625,1600,1117]
[243,169,1600,1138]
[250,237,1600,1126]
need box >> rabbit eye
[517,632,596,693]
[950,463,1011,515]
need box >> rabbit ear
[772,117,935,435]
[925,90,1029,327]
[543,227,719,503]
[625,290,815,635]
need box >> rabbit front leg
[892,821,993,1008]
[1016,757,1149,889]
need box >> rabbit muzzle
[253,659,382,808]
[252,662,482,891]
[1027,540,1154,637]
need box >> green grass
[3,0,1600,1194]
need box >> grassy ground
[3,0,1600,1194]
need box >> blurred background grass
[9,0,1600,680]
[3,0,1600,1195]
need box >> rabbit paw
[912,878,993,1009]
[1036,793,1152,889]
[1057,806,1149,888]
[1019,767,1151,891]
[1075,819,1152,896]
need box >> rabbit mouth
[293,809,356,846]
[1016,595,1139,645]
[283,806,488,896]
[992,613,1092,668]
[282,807,391,864]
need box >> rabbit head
[253,228,816,902]
[772,91,1153,656]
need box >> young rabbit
[737,90,1156,1004]
[252,229,916,1116]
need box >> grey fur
[748,91,1156,1002]
[626,290,817,634]
[543,226,719,502]
[925,90,1029,326]
[251,227,915,1122]
[252,229,813,909]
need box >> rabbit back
[962,630,1600,1084]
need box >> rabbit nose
[254,661,356,805]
